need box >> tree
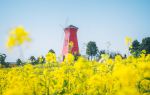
[37,56,45,64]
[16,59,23,66]
[0,53,6,65]
[129,37,150,57]
[29,56,37,65]
[86,41,98,60]
[109,52,123,59]
[49,49,55,54]
[96,50,106,60]
[140,37,150,54]
[0,53,9,67]
[129,40,141,57]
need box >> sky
[0,0,150,61]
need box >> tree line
[86,37,150,60]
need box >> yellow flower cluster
[125,36,132,45]
[6,26,31,49]
[69,41,74,48]
[45,52,56,63]
[38,56,44,64]
[64,53,74,63]
[0,54,150,95]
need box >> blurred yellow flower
[0,49,150,95]
[6,36,16,48]
[6,26,31,49]
[45,52,56,63]
[64,53,74,63]
[125,36,132,45]
[69,41,74,47]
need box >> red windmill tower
[62,25,79,57]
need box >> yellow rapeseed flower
[0,53,149,95]
[64,53,74,64]
[6,26,31,49]
[125,36,132,45]
[45,52,56,63]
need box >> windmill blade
[59,24,64,29]
[59,24,64,55]
[65,17,69,28]
[59,18,70,56]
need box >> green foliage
[129,40,141,57]
[97,50,124,60]
[49,49,55,54]
[129,37,150,57]
[96,50,106,60]
[37,56,45,64]
[29,56,45,65]
[109,52,123,59]
[16,58,23,66]
[0,53,9,68]
[86,41,98,60]
[0,53,6,64]
[29,56,37,65]
[140,37,150,54]
[74,53,81,61]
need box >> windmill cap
[64,25,78,30]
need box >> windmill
[59,19,79,59]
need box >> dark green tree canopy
[129,40,141,57]
[129,37,150,57]
[0,53,9,67]
[131,40,140,50]
[140,37,150,54]
[86,41,98,60]
[37,56,45,64]
[29,56,37,65]
[49,49,55,54]
[16,58,22,66]
[0,53,6,64]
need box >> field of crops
[0,53,150,95]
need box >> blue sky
[0,0,150,61]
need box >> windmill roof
[65,25,78,29]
